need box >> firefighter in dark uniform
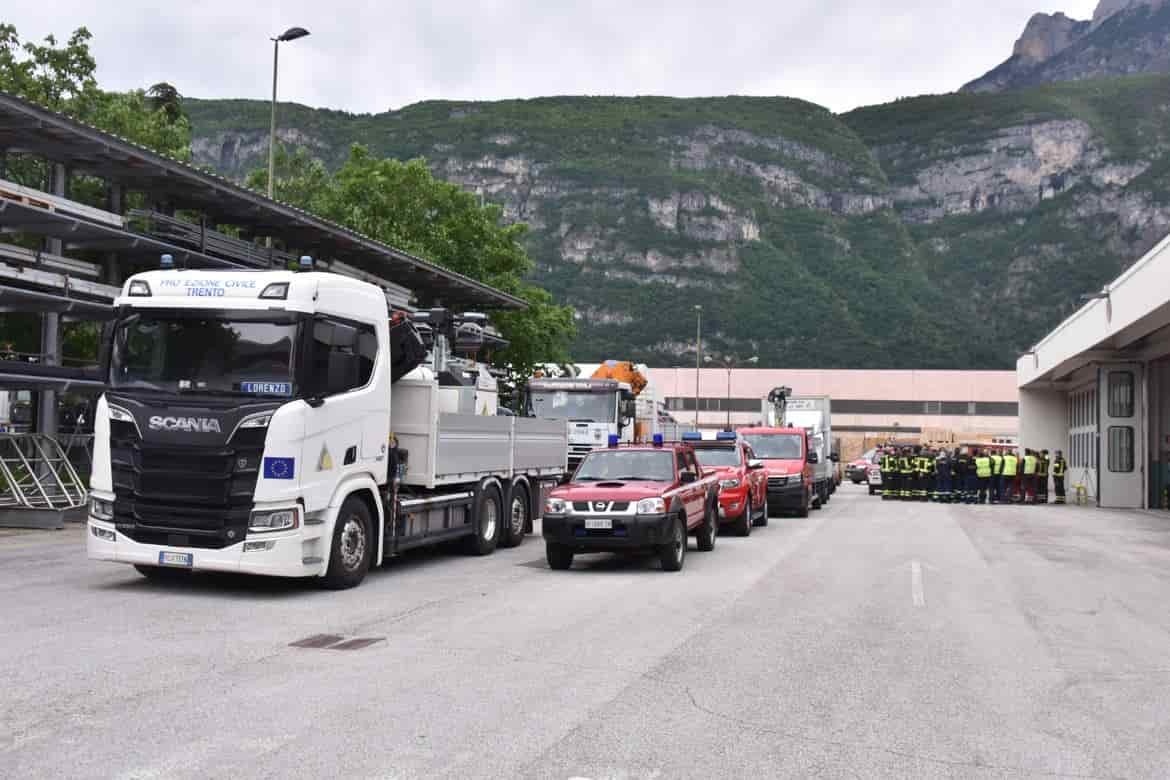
[954,448,971,504]
[1036,450,1050,504]
[1052,450,1067,505]
[919,448,935,502]
[935,447,952,503]
[880,447,897,500]
[899,447,915,500]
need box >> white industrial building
[1018,233,1170,509]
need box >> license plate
[584,517,612,530]
[158,551,193,568]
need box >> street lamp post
[693,305,702,429]
[705,354,759,430]
[267,27,311,201]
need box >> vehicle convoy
[529,360,658,471]
[541,437,721,571]
[86,269,567,588]
[738,426,814,518]
[683,431,766,536]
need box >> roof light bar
[652,434,664,447]
[716,431,738,442]
[160,253,174,269]
[608,434,620,448]
[681,432,702,441]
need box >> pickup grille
[110,421,264,549]
[572,501,631,513]
[768,475,794,488]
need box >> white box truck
[783,396,836,509]
[86,269,567,588]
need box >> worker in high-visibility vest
[974,449,993,504]
[1023,449,1039,504]
[880,448,898,500]
[1001,451,1019,503]
[1036,450,1050,505]
[989,450,1004,505]
[1052,451,1067,505]
[899,448,915,500]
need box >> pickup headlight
[544,497,568,515]
[719,479,741,489]
[89,496,114,521]
[636,498,666,515]
[249,507,299,533]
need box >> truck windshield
[110,312,299,397]
[575,450,674,482]
[742,434,803,460]
[532,391,616,422]
[694,448,742,468]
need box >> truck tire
[499,483,529,549]
[659,514,687,572]
[133,564,191,583]
[322,495,373,590]
[464,484,501,556]
[796,489,810,518]
[732,496,753,537]
[697,497,718,552]
[546,542,573,570]
[812,484,824,511]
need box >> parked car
[686,432,767,536]
[739,427,815,518]
[542,441,721,571]
[847,448,878,484]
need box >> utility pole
[267,27,311,201]
[694,305,702,429]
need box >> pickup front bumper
[766,480,806,510]
[542,513,674,552]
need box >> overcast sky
[5,1,1100,114]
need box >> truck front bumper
[86,517,325,578]
[767,482,806,510]
[542,513,674,551]
[718,489,749,522]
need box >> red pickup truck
[542,441,722,572]
[739,426,815,518]
[685,431,767,536]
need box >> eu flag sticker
[263,457,296,480]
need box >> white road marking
[911,560,925,607]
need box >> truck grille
[110,421,264,549]
[768,475,794,488]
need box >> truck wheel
[659,514,687,572]
[546,542,573,570]
[697,499,717,552]
[796,490,810,518]
[133,565,191,583]
[812,485,824,511]
[732,497,752,537]
[499,484,529,549]
[323,496,372,590]
[464,484,501,556]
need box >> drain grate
[289,633,385,651]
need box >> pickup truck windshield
[110,312,299,397]
[694,448,741,468]
[742,434,803,460]
[532,391,616,422]
[575,450,674,482]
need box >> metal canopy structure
[0,90,526,311]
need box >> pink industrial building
[648,368,1019,442]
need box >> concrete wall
[1019,387,1067,456]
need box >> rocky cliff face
[963,0,1169,92]
[185,80,1170,369]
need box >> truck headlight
[544,498,567,515]
[636,498,666,515]
[719,479,741,489]
[249,507,299,533]
[89,496,114,521]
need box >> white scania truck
[86,269,567,588]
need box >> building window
[923,401,941,414]
[1107,372,1135,418]
[1107,427,1134,473]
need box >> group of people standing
[877,446,1068,505]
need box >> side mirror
[679,470,697,484]
[806,452,820,465]
[747,459,765,470]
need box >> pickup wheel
[732,496,752,537]
[322,495,372,590]
[499,484,529,549]
[697,497,717,552]
[464,484,502,556]
[796,489,810,519]
[546,542,573,570]
[659,514,687,572]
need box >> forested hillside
[186,75,1170,369]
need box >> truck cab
[542,438,721,572]
[738,427,814,518]
[529,377,635,469]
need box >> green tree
[249,144,576,382]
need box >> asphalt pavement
[3,486,1170,779]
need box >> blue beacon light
[608,434,620,448]
[652,433,664,447]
